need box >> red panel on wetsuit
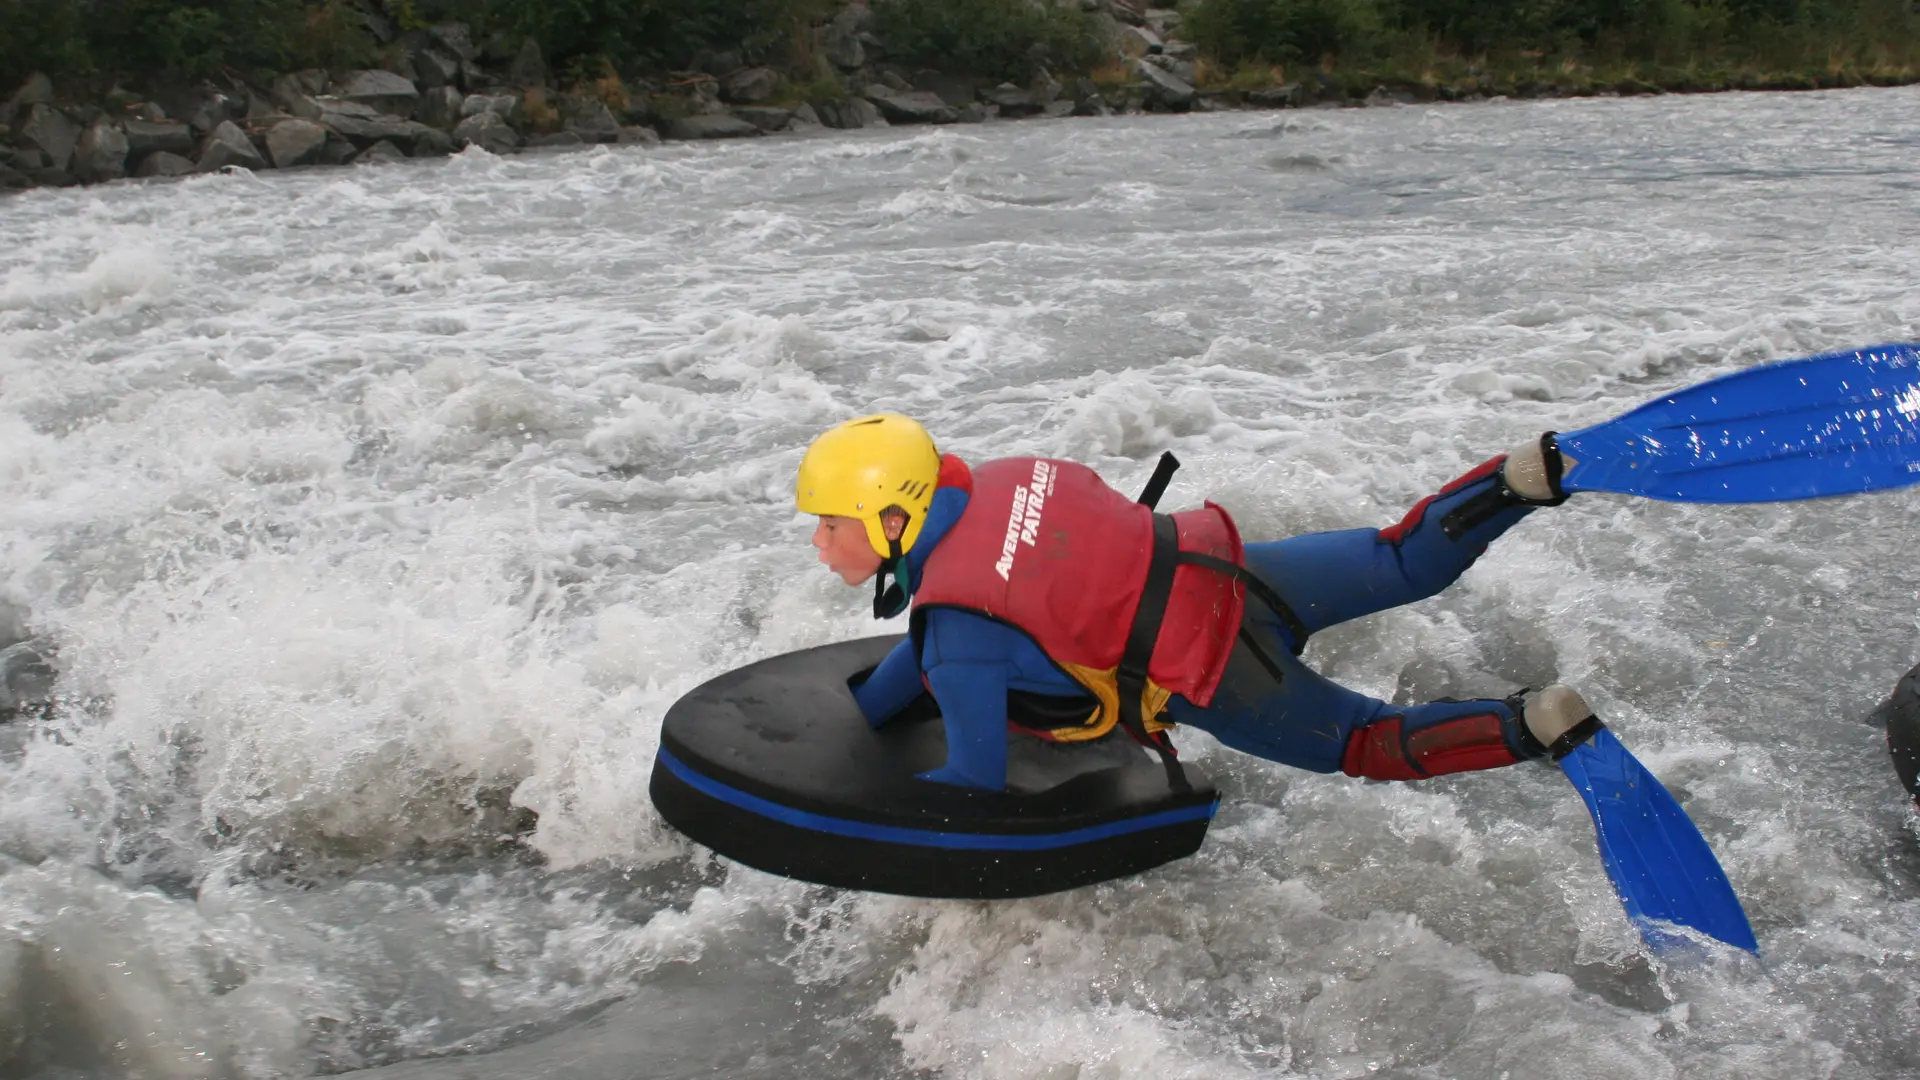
[1377,455,1506,546]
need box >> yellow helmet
[795,413,941,558]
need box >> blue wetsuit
[851,465,1540,790]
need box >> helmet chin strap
[872,536,909,619]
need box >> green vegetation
[872,0,1106,81]
[1184,0,1920,96]
[2,0,1915,106]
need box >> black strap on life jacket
[1118,452,1314,792]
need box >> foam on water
[2,87,1919,1077]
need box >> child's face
[812,515,882,586]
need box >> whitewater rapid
[2,86,1918,1078]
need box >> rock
[408,48,462,91]
[410,126,454,156]
[129,102,166,121]
[877,69,912,92]
[663,114,761,139]
[957,102,989,123]
[1146,7,1181,33]
[1247,83,1301,108]
[271,70,328,109]
[26,165,76,186]
[72,120,129,181]
[265,118,328,168]
[119,119,192,159]
[0,146,46,170]
[723,67,782,104]
[5,72,54,127]
[429,23,476,62]
[323,113,436,152]
[863,88,955,124]
[790,103,823,129]
[987,85,1044,118]
[1118,25,1163,58]
[319,133,356,165]
[461,94,518,120]
[0,163,30,188]
[340,70,419,116]
[527,131,583,149]
[809,98,864,129]
[616,125,662,146]
[352,140,406,165]
[198,120,267,171]
[561,96,620,142]
[1133,58,1195,110]
[1072,94,1110,117]
[135,150,195,177]
[814,23,865,69]
[1164,41,1198,60]
[911,72,978,108]
[414,86,464,129]
[19,105,80,171]
[1044,100,1076,118]
[1102,0,1147,25]
[732,106,794,132]
[152,85,240,134]
[357,3,395,43]
[510,38,548,87]
[451,110,519,153]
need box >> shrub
[872,0,1107,81]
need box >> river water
[2,86,1918,1079]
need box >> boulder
[409,126,454,156]
[352,140,407,165]
[732,106,794,132]
[1133,58,1195,110]
[319,133,357,165]
[1072,94,1110,117]
[790,103,823,129]
[451,110,519,153]
[0,163,31,189]
[616,125,662,146]
[561,96,620,142]
[5,72,54,127]
[271,70,328,109]
[911,72,979,108]
[26,166,76,186]
[429,23,476,62]
[324,113,435,152]
[1102,0,1147,25]
[135,150,195,177]
[19,105,79,171]
[414,86,464,130]
[461,94,518,120]
[1118,25,1163,58]
[0,146,46,170]
[152,85,240,134]
[340,70,419,116]
[409,48,462,90]
[814,23,864,70]
[1045,100,1076,118]
[1246,83,1302,108]
[664,114,761,139]
[527,131,583,149]
[72,120,129,181]
[265,118,328,168]
[863,88,955,124]
[510,38,548,87]
[957,102,989,123]
[197,121,266,171]
[810,98,884,129]
[722,67,782,104]
[987,85,1044,118]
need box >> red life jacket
[911,456,1246,740]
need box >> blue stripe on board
[657,747,1217,851]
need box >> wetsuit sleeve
[919,662,1010,791]
[849,636,924,728]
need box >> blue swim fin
[1556,728,1758,953]
[1556,343,1920,503]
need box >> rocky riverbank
[2,0,1911,195]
